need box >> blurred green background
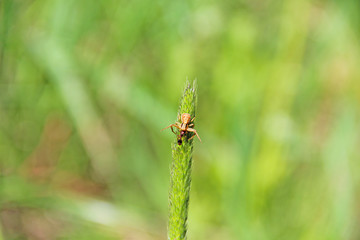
[1,0,360,239]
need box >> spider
[162,113,201,142]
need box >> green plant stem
[168,81,197,240]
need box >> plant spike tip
[168,80,198,240]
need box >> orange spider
[162,113,201,142]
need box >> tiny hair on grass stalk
[163,80,200,240]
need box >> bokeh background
[1,0,360,239]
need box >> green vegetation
[168,81,197,240]
[1,0,360,239]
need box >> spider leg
[170,126,177,134]
[188,123,194,127]
[161,124,180,132]
[191,117,196,122]
[187,128,201,142]
[188,134,196,141]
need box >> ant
[176,130,186,145]
[162,113,201,143]
[177,134,183,145]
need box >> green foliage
[168,81,197,240]
[1,0,360,239]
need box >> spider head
[181,113,191,124]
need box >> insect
[177,135,183,145]
[162,113,201,142]
[176,130,187,145]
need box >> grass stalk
[168,80,197,240]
